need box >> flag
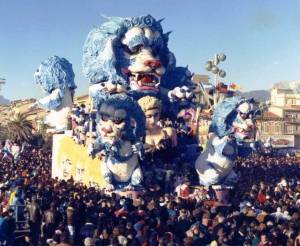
[228,83,241,91]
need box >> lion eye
[239,112,248,119]
[113,118,124,125]
[123,44,143,55]
[100,114,109,122]
[131,44,143,54]
[122,44,132,54]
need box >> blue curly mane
[34,56,76,93]
[161,66,194,90]
[209,96,256,138]
[82,15,175,85]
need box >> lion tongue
[141,75,153,84]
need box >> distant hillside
[0,95,9,105]
[237,90,270,102]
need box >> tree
[0,124,9,143]
[5,112,34,142]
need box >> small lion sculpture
[89,94,146,190]
[33,56,77,132]
[195,96,259,186]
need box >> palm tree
[5,112,34,142]
[0,124,9,142]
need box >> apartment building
[257,85,300,149]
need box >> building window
[275,122,281,133]
[264,122,270,132]
[286,125,295,134]
[286,98,297,105]
[285,112,296,119]
[270,123,275,133]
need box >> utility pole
[205,53,227,107]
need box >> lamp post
[205,53,226,107]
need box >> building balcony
[285,118,300,123]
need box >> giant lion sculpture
[82,14,197,108]
[89,94,146,190]
[33,56,77,132]
[195,96,259,186]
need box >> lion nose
[101,126,113,134]
[144,60,161,69]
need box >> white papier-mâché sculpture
[195,97,259,186]
[89,94,146,190]
[33,56,77,132]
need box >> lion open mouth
[129,72,160,92]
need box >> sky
[1,0,300,100]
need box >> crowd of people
[69,104,95,146]
[0,141,300,245]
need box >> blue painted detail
[127,35,148,51]
[161,66,193,90]
[34,56,76,110]
[82,15,175,87]
[37,89,64,110]
[34,56,76,94]
[196,96,260,186]
[91,94,146,189]
[209,96,255,138]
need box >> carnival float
[32,15,259,202]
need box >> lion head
[209,97,259,141]
[82,15,176,95]
[34,56,76,94]
[96,94,146,144]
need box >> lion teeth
[129,72,161,88]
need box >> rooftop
[271,105,300,111]
[261,111,281,119]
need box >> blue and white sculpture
[89,94,145,190]
[82,15,178,103]
[195,96,259,186]
[33,56,77,132]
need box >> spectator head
[260,232,270,244]
[84,237,94,246]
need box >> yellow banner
[52,134,106,188]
